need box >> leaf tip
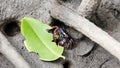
[61,56,65,59]
[22,17,28,22]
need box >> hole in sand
[63,61,70,68]
[2,19,20,36]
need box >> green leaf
[21,17,65,61]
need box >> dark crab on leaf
[50,26,74,49]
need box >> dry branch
[0,32,30,68]
[50,5,120,61]
[77,0,101,18]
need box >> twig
[0,32,31,68]
[77,0,101,18]
[50,5,120,61]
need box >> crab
[51,26,74,49]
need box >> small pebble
[75,38,95,56]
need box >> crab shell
[52,26,74,49]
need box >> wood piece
[77,0,101,19]
[50,5,120,61]
[0,32,30,68]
